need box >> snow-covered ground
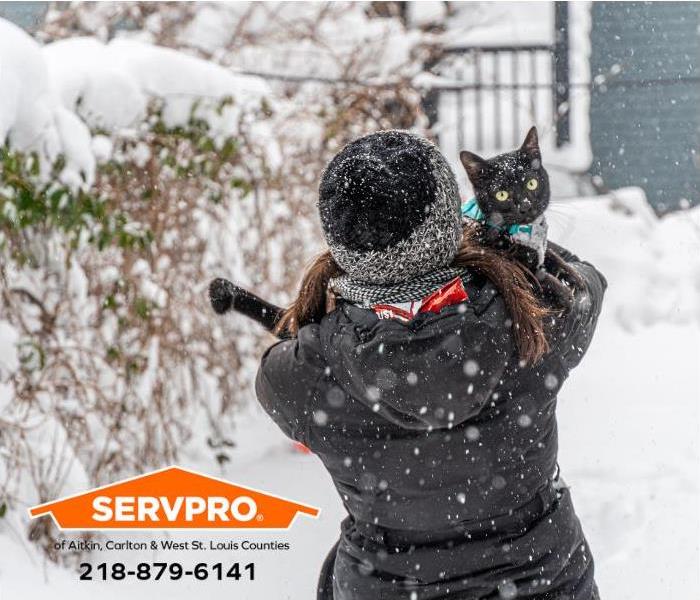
[2,188,698,599]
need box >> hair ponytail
[273,251,342,337]
[275,223,551,364]
[452,223,552,364]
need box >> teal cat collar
[460,197,533,236]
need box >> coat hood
[318,290,514,431]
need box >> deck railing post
[554,1,571,146]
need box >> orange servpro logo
[28,466,319,531]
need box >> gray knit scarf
[330,266,470,307]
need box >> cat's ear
[521,126,541,160]
[459,150,489,184]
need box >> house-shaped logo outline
[28,465,320,531]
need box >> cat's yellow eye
[526,178,539,191]
[495,190,509,202]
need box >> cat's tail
[208,278,285,334]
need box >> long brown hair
[274,222,552,364]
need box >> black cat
[460,126,551,229]
[460,127,583,306]
[210,128,580,334]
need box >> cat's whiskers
[546,203,602,240]
[547,199,579,211]
[544,210,573,228]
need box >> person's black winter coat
[256,246,606,600]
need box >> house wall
[589,2,700,213]
[0,2,47,31]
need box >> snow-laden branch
[0,18,273,189]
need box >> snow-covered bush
[0,20,280,560]
[0,3,436,560]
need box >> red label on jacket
[419,277,469,314]
[371,277,468,321]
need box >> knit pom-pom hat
[318,130,462,284]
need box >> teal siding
[589,2,700,213]
[0,2,48,31]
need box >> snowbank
[548,187,700,327]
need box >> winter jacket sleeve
[254,324,326,445]
[547,242,607,370]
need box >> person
[255,130,606,600]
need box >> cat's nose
[519,199,532,212]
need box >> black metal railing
[423,2,570,154]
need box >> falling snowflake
[313,410,328,426]
[497,579,518,599]
[544,373,559,390]
[366,385,381,401]
[466,426,480,441]
[463,359,479,377]
[492,475,506,490]
[517,414,532,427]
[326,386,346,408]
